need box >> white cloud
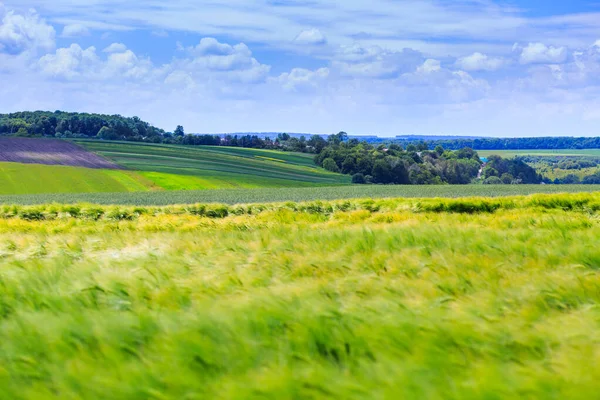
[38,44,99,78]
[173,38,271,83]
[294,28,326,45]
[416,59,441,74]
[273,67,329,92]
[61,23,89,38]
[0,7,55,54]
[517,42,568,64]
[103,42,127,53]
[38,44,154,81]
[332,44,424,79]
[455,52,506,71]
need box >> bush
[483,176,502,185]
[322,158,340,173]
[352,173,366,184]
[19,209,45,221]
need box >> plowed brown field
[0,138,121,169]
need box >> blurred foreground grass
[1,193,600,399]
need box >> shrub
[352,173,366,184]
[323,158,340,173]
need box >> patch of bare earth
[0,138,121,169]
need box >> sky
[1,1,600,137]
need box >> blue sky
[1,1,600,137]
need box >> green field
[0,162,155,194]
[1,193,600,398]
[0,184,599,205]
[478,149,600,158]
[75,140,349,189]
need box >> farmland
[0,162,156,195]
[1,193,600,399]
[75,140,350,189]
[0,138,350,195]
[478,149,600,158]
[1,184,600,205]
[0,137,120,169]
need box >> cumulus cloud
[273,67,329,92]
[103,42,127,53]
[38,44,99,78]
[61,24,89,38]
[293,29,327,45]
[0,7,55,54]
[171,37,271,83]
[400,59,490,103]
[38,44,154,81]
[516,42,568,64]
[416,59,442,74]
[455,52,506,71]
[332,44,424,79]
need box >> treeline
[314,133,541,185]
[0,111,325,153]
[0,111,166,141]
[396,137,600,151]
[480,156,542,184]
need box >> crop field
[0,137,120,169]
[75,140,349,189]
[478,149,600,158]
[0,162,157,195]
[1,193,600,399]
[0,183,599,205]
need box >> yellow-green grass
[0,162,156,194]
[1,193,600,398]
[530,163,600,180]
[74,140,350,188]
[478,149,600,158]
[138,171,319,191]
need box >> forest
[396,136,600,150]
[314,133,541,185]
[0,111,323,153]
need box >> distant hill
[395,135,485,141]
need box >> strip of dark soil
[0,138,122,169]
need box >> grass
[478,149,600,158]
[1,193,600,398]
[0,162,155,194]
[74,140,349,188]
[0,184,599,205]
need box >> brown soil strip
[0,138,122,169]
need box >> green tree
[174,125,185,137]
[372,159,393,184]
[322,158,340,173]
[351,173,366,184]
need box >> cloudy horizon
[1,1,600,137]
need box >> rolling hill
[74,140,350,190]
[0,138,349,194]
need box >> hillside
[75,140,350,189]
[0,137,120,169]
[0,162,156,195]
[0,138,349,194]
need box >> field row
[76,141,349,187]
[0,184,599,205]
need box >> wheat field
[0,193,599,399]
